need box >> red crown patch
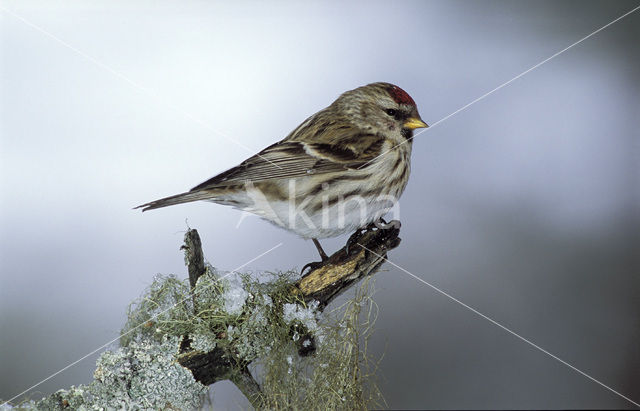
[387,85,415,106]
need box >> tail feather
[135,190,214,212]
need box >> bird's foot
[303,220,401,275]
[345,218,401,255]
[301,260,325,277]
[374,217,401,230]
[345,228,369,256]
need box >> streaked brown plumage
[136,82,427,259]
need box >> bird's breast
[370,141,412,199]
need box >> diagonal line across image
[1,243,283,406]
[2,2,638,408]
[357,4,640,170]
[359,244,640,408]
[0,6,283,170]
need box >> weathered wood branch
[24,225,400,410]
[295,221,401,308]
[181,229,206,291]
[177,223,401,407]
[178,229,265,407]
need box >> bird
[136,82,427,261]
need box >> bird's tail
[135,190,214,212]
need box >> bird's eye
[385,109,397,117]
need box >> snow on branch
[10,224,400,410]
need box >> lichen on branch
[12,224,399,410]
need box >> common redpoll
[136,82,427,260]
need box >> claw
[346,219,400,255]
[301,261,324,277]
[345,227,369,255]
[345,231,360,255]
[376,218,400,230]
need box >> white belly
[255,195,398,238]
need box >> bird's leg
[301,239,329,276]
[312,238,329,261]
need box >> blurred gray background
[1,0,639,408]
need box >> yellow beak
[404,117,428,130]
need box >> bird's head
[334,82,428,142]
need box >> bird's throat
[401,128,413,140]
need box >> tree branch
[295,222,401,308]
[177,223,402,406]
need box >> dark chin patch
[401,128,413,140]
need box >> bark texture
[177,224,401,407]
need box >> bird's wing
[190,135,385,191]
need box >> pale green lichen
[256,277,385,410]
[24,336,207,410]
[8,267,383,410]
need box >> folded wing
[136,130,385,212]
